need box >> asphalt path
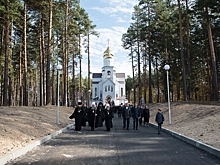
[6,115,220,165]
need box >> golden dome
[103,46,114,58]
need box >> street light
[56,64,62,124]
[131,88,134,104]
[164,64,171,124]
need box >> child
[155,109,164,134]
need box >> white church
[91,45,126,106]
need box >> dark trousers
[158,123,162,133]
[123,117,130,129]
[133,117,139,129]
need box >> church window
[121,88,123,97]
[111,86,113,92]
[108,85,110,91]
[107,71,111,75]
[105,86,107,92]
[95,88,97,97]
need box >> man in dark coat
[88,102,97,131]
[122,102,131,130]
[118,103,123,118]
[155,109,164,134]
[69,101,83,131]
[131,103,141,130]
[96,102,105,127]
[104,104,114,131]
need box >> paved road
[6,116,220,165]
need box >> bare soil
[0,102,220,157]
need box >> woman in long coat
[143,105,150,127]
[104,104,114,131]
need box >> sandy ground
[0,102,220,157]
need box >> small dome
[103,46,114,58]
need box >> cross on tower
[107,39,110,46]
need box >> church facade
[91,46,126,106]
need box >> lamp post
[164,64,171,124]
[131,88,134,104]
[56,64,62,124]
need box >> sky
[79,0,138,78]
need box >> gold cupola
[103,46,114,58]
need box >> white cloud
[92,6,133,14]
[117,18,127,23]
[93,0,138,14]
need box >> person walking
[155,109,164,134]
[69,101,83,131]
[88,102,97,131]
[143,105,150,127]
[131,103,141,130]
[118,103,123,118]
[122,102,131,130]
[82,103,89,127]
[104,104,114,131]
[96,102,105,127]
[139,105,143,126]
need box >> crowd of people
[69,100,164,134]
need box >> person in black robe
[143,105,150,127]
[69,101,83,131]
[104,104,114,131]
[82,104,89,127]
[96,102,105,127]
[88,102,97,131]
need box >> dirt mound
[149,102,220,150]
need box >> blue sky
[79,0,138,78]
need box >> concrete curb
[0,124,74,165]
[149,123,220,159]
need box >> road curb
[149,123,220,159]
[0,124,74,165]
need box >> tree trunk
[3,2,9,106]
[72,52,76,107]
[46,0,53,105]
[148,5,152,103]
[79,34,82,101]
[40,14,45,106]
[19,41,23,106]
[8,20,13,106]
[23,1,28,106]
[143,45,146,104]
[63,0,69,106]
[205,5,218,101]
[137,32,141,105]
[88,33,90,106]
[185,0,191,100]
[131,46,136,104]
[177,0,187,101]
[156,57,160,102]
